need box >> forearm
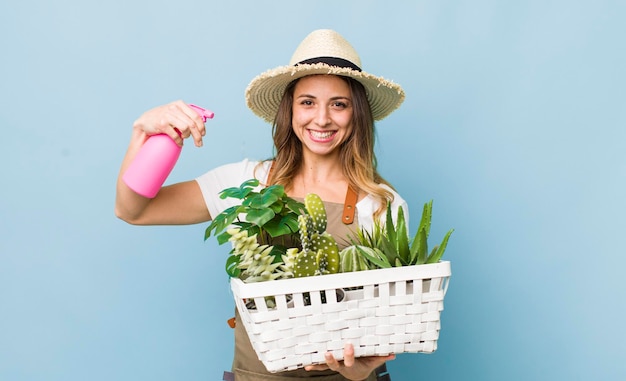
[114,101,210,225]
[114,127,151,223]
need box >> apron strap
[342,186,358,225]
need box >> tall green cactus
[292,194,340,277]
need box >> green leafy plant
[204,179,305,277]
[342,200,454,270]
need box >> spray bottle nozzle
[188,104,215,122]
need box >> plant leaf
[245,208,275,227]
[357,246,392,269]
[204,205,246,239]
[285,198,306,214]
[269,245,288,263]
[423,200,433,238]
[395,206,410,264]
[269,199,284,214]
[262,216,295,237]
[426,228,454,263]
[281,214,300,233]
[264,184,285,198]
[410,201,432,262]
[216,231,233,245]
[415,227,429,264]
[246,185,282,206]
[380,235,403,265]
[384,201,397,245]
[219,178,260,199]
[225,255,241,278]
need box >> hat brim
[245,62,405,124]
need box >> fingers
[342,342,355,368]
[133,101,207,147]
[324,351,342,371]
[179,101,207,147]
[305,343,396,380]
[165,101,206,147]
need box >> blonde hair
[259,75,394,218]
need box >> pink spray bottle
[122,104,214,198]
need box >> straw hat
[245,29,405,123]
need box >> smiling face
[291,75,354,159]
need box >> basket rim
[230,261,451,298]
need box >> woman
[116,29,406,381]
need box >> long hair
[261,75,394,218]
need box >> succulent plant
[226,228,285,282]
[343,200,454,270]
[339,245,379,272]
[291,194,340,277]
[207,178,454,281]
[222,193,342,279]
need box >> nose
[315,106,331,127]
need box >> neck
[289,155,348,202]
[299,148,346,181]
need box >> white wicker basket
[230,261,451,373]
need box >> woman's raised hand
[132,100,207,147]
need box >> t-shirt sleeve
[357,185,409,233]
[194,159,271,219]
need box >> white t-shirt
[195,159,408,232]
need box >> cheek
[340,115,354,132]
[291,108,307,126]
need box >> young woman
[116,29,407,381]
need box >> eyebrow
[296,94,351,101]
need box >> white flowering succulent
[279,248,300,278]
[227,228,286,283]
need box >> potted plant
[204,178,305,281]
[340,200,454,272]
[205,179,454,373]
[206,179,453,280]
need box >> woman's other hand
[304,343,395,381]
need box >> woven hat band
[296,57,362,72]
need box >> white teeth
[310,130,334,139]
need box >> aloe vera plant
[343,200,454,270]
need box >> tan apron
[229,201,378,381]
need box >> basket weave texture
[230,261,451,373]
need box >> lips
[308,129,336,142]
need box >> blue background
[1,1,624,380]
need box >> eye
[332,101,349,109]
[300,99,314,106]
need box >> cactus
[292,194,340,277]
[223,193,342,280]
[339,245,379,272]
[304,193,327,233]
